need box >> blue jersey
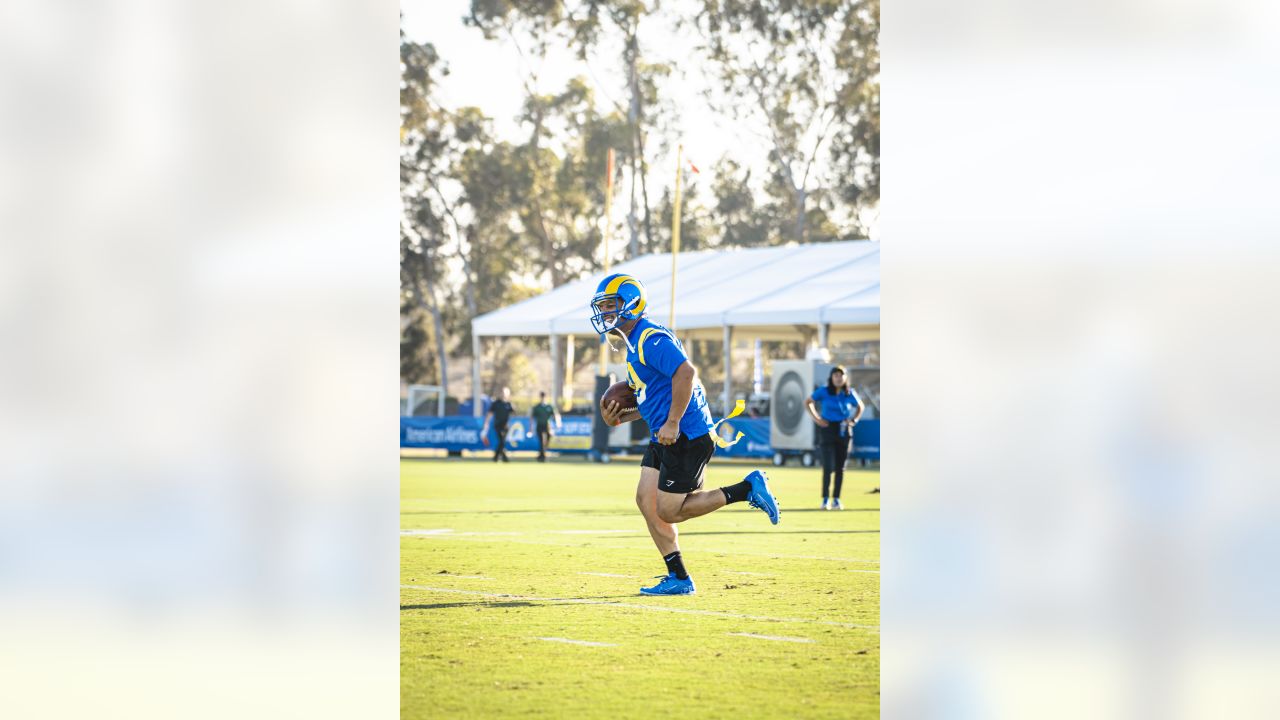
[811,386,861,422]
[622,318,714,442]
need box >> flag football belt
[711,399,746,449]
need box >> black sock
[663,551,689,580]
[720,480,752,504]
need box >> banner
[402,415,879,460]
[852,419,880,460]
[401,415,593,454]
[400,416,485,451]
[492,416,594,453]
[713,417,773,458]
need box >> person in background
[481,387,515,462]
[530,391,562,462]
[804,366,863,509]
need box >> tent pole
[819,322,829,349]
[472,332,483,418]
[722,325,732,416]
[753,338,763,396]
[563,334,575,409]
[550,332,561,412]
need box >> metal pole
[600,148,614,376]
[550,332,561,411]
[472,332,483,418]
[722,325,732,416]
[753,338,763,396]
[563,334,575,409]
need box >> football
[601,381,639,422]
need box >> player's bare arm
[657,361,696,445]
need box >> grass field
[401,455,879,719]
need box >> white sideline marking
[436,575,493,580]
[849,569,880,574]
[537,637,617,647]
[400,585,878,631]
[579,572,636,578]
[724,571,773,577]
[552,529,632,535]
[728,632,814,644]
[401,529,453,536]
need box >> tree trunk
[627,155,640,259]
[423,179,477,408]
[460,231,478,318]
[525,106,564,287]
[639,145,654,254]
[419,250,449,400]
[794,186,807,243]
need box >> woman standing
[804,366,863,509]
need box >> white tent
[468,240,879,414]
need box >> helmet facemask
[590,294,640,352]
[590,294,639,335]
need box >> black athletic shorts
[641,432,716,494]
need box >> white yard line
[551,529,633,534]
[401,530,521,537]
[723,571,774,577]
[727,632,814,643]
[536,637,617,647]
[579,572,638,578]
[401,585,879,631]
[401,533,878,564]
[848,569,880,574]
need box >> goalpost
[403,384,446,417]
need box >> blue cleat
[745,470,781,525]
[639,573,696,596]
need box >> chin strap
[616,328,636,354]
[601,328,636,355]
[711,399,747,449]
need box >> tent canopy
[471,240,879,339]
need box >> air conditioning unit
[769,359,833,466]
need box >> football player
[591,273,780,595]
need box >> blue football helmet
[590,273,647,336]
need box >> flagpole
[670,144,683,330]
[599,148,615,376]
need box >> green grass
[401,455,879,719]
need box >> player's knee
[657,506,681,524]
[636,490,659,517]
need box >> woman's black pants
[819,424,850,499]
